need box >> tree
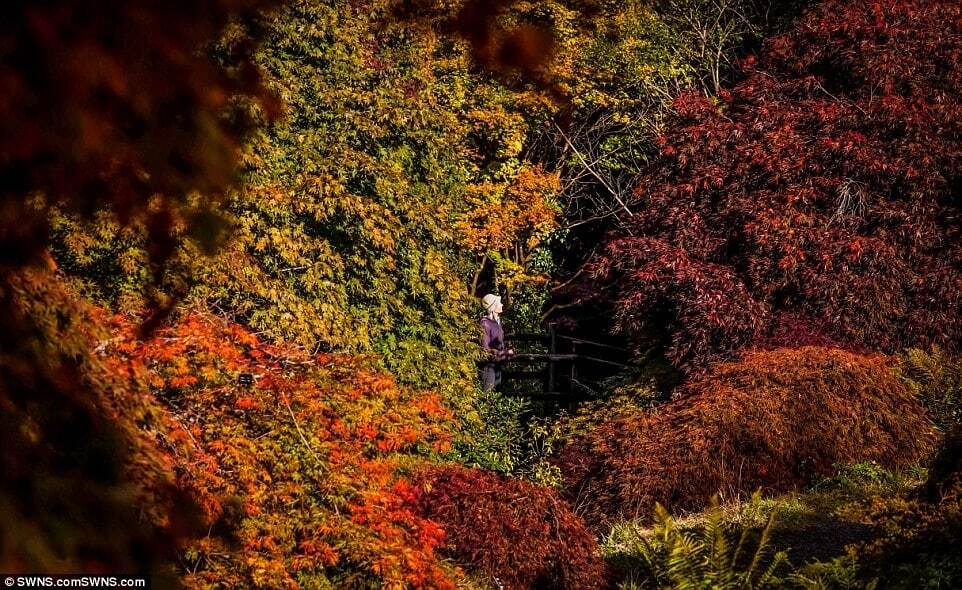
[0,0,275,574]
[99,312,459,589]
[573,0,962,371]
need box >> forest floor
[601,462,925,569]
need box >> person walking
[479,293,514,391]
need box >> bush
[410,465,611,590]
[554,347,936,527]
[605,490,874,590]
[455,390,530,474]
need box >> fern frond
[748,503,779,575]
[753,550,789,587]
[630,491,796,590]
[704,495,730,575]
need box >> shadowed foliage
[0,0,275,576]
[571,0,962,372]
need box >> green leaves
[629,491,791,590]
[194,0,487,398]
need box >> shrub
[410,465,611,590]
[605,490,872,590]
[455,389,530,474]
[554,347,936,527]
[896,348,962,431]
[792,556,873,590]
[811,462,914,498]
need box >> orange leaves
[98,311,459,588]
[455,165,561,290]
[347,483,457,590]
[507,166,562,246]
[234,396,261,411]
[413,394,447,417]
[456,165,560,256]
[169,375,199,388]
[296,539,339,567]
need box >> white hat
[481,293,502,312]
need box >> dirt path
[773,518,876,563]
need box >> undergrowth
[896,348,962,431]
[602,463,933,589]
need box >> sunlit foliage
[897,348,962,432]
[574,0,962,371]
[617,491,791,590]
[555,347,935,527]
[99,312,460,588]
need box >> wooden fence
[495,327,629,412]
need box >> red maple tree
[577,0,962,371]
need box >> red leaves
[848,238,865,260]
[577,0,962,369]
[589,236,767,372]
[410,466,611,590]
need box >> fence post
[547,325,556,397]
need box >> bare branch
[555,121,635,216]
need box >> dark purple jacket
[480,317,509,362]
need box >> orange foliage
[555,347,937,528]
[96,312,460,588]
[457,165,559,255]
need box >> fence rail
[492,327,629,412]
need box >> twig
[555,121,634,216]
[280,391,321,465]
